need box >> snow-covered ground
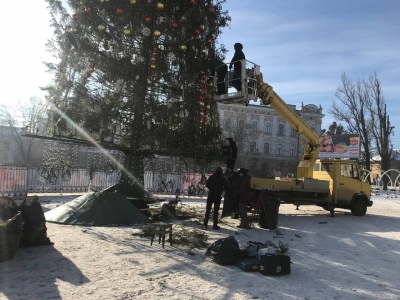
[1,193,400,300]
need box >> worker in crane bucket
[229,43,245,92]
[203,54,228,95]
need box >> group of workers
[204,42,245,95]
[202,136,252,230]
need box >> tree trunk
[117,153,147,198]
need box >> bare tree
[329,72,395,188]
[0,97,48,164]
[365,72,395,188]
[329,73,373,174]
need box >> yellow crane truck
[215,61,372,216]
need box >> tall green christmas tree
[43,0,230,194]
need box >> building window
[224,119,231,131]
[251,121,258,132]
[290,127,297,137]
[277,143,283,155]
[250,141,257,152]
[264,122,272,134]
[238,119,245,129]
[278,124,285,136]
[290,145,296,156]
[263,142,270,154]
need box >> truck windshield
[340,164,359,179]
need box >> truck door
[338,163,362,205]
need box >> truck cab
[313,159,372,216]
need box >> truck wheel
[351,198,367,216]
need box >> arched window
[264,122,272,134]
[278,124,285,136]
[290,127,297,137]
[249,141,257,152]
[290,145,296,156]
[251,121,258,132]
[263,142,270,154]
[277,143,283,155]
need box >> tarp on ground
[45,191,150,226]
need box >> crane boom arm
[256,73,320,178]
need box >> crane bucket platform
[213,60,261,104]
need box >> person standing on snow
[236,168,252,229]
[203,167,228,230]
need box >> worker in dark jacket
[203,167,228,230]
[236,168,252,229]
[205,57,228,95]
[224,137,238,171]
[229,43,245,91]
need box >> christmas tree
[43,0,230,193]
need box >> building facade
[217,102,324,178]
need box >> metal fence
[144,172,211,196]
[3,162,400,200]
[0,165,121,199]
[0,164,211,200]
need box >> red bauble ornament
[194,29,201,35]
[145,17,151,22]
[116,8,124,15]
[190,0,196,5]
[207,39,213,44]
[72,13,78,21]
[171,22,178,28]
[85,7,91,13]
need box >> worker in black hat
[224,137,237,171]
[229,43,245,92]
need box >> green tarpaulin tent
[45,192,150,226]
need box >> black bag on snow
[205,236,242,265]
[19,196,52,247]
[0,197,23,262]
[0,212,23,262]
[259,254,291,276]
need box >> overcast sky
[1,1,399,146]
[219,0,400,147]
